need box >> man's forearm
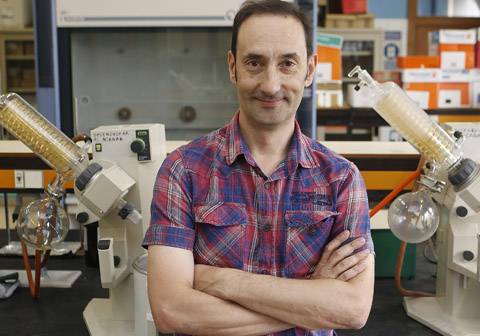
[153,285,292,335]
[196,255,374,330]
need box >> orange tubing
[369,158,434,297]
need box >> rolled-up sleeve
[332,162,375,254]
[142,150,195,250]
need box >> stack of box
[316,32,343,108]
[399,29,478,109]
[325,0,373,28]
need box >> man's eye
[282,60,296,68]
[246,60,260,68]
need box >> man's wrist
[212,267,243,300]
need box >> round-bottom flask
[388,190,439,244]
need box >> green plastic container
[372,229,416,279]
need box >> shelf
[6,55,35,61]
[7,87,36,93]
[342,51,373,56]
[0,28,34,34]
[317,107,480,127]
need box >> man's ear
[305,54,317,87]
[227,50,237,84]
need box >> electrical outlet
[14,170,25,188]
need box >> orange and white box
[402,69,441,109]
[438,69,470,108]
[439,29,476,69]
[397,55,440,69]
[316,33,343,81]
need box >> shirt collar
[225,112,318,170]
[225,111,256,167]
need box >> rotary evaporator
[0,92,166,335]
[349,66,480,336]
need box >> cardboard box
[402,68,441,83]
[374,70,402,86]
[439,44,475,69]
[438,69,470,108]
[402,69,441,109]
[397,55,440,69]
[0,0,32,28]
[341,0,367,14]
[438,29,476,69]
[317,81,343,108]
[403,83,436,109]
[439,29,476,45]
[316,33,343,81]
[346,83,370,107]
[325,13,374,29]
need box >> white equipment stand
[81,124,166,336]
[404,123,480,336]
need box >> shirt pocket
[193,202,246,269]
[284,210,339,278]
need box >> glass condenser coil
[348,66,461,168]
[0,93,88,179]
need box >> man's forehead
[236,14,307,57]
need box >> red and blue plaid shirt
[143,112,374,336]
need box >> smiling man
[143,1,374,335]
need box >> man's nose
[259,66,281,96]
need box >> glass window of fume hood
[71,28,238,140]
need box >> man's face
[228,14,316,129]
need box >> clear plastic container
[0,93,88,179]
[348,66,461,168]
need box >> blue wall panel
[368,0,408,18]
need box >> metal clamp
[418,174,447,193]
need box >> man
[143,1,374,335]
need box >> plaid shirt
[143,112,374,336]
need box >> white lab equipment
[0,92,167,335]
[349,66,480,335]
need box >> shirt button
[262,224,272,232]
[308,226,317,236]
[264,182,271,190]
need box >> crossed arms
[147,231,374,335]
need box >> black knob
[456,206,468,218]
[130,139,145,154]
[117,107,132,121]
[77,212,89,224]
[454,131,463,139]
[463,250,474,262]
[179,105,197,123]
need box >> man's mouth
[255,97,285,108]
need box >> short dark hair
[231,0,313,58]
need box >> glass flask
[16,176,69,251]
[388,190,440,243]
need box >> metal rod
[3,192,11,245]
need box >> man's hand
[311,230,370,281]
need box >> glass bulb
[388,190,439,243]
[16,196,69,251]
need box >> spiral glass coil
[348,66,461,168]
[0,93,88,179]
